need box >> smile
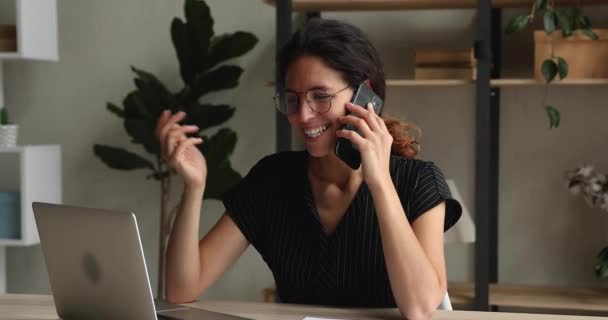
[304,125,329,138]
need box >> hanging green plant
[505,0,598,128]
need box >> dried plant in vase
[566,165,608,278]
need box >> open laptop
[32,202,253,320]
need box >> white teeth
[304,125,328,138]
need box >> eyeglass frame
[273,85,352,115]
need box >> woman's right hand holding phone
[156,110,207,190]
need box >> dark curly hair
[277,18,420,159]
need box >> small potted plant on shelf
[566,165,608,279]
[0,105,18,147]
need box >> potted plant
[506,0,600,129]
[566,165,608,279]
[0,106,18,147]
[92,0,258,298]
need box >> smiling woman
[162,18,462,320]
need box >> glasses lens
[274,93,296,115]
[307,90,332,113]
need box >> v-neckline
[302,152,366,240]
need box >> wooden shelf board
[448,282,608,312]
[263,0,608,11]
[386,78,608,87]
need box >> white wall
[4,0,608,302]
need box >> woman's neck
[307,152,363,190]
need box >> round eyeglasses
[273,85,352,115]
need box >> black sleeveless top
[222,151,461,307]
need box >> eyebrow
[285,85,331,93]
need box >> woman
[159,18,461,319]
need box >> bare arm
[165,190,248,303]
[156,110,249,303]
[370,178,447,320]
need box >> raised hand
[156,110,207,189]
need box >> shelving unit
[386,78,608,87]
[0,0,59,294]
[0,145,62,293]
[266,0,608,313]
[264,0,608,11]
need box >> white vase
[0,124,18,147]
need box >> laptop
[32,202,253,320]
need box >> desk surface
[0,294,606,320]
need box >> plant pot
[0,124,18,147]
[534,29,608,79]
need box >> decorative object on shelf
[445,179,476,243]
[0,191,20,239]
[506,0,599,129]
[0,25,16,52]
[565,164,608,278]
[535,29,608,79]
[92,0,257,299]
[414,48,476,80]
[0,106,18,147]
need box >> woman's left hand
[337,102,393,188]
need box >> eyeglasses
[273,85,352,115]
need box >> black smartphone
[335,83,383,169]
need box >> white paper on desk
[303,317,346,320]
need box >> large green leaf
[595,246,608,278]
[198,127,241,199]
[107,103,125,118]
[184,103,235,131]
[535,0,548,10]
[124,118,160,155]
[199,128,237,168]
[557,57,569,80]
[131,67,174,116]
[206,32,258,69]
[185,0,214,60]
[556,10,574,37]
[93,144,155,170]
[171,0,214,85]
[171,18,196,85]
[204,162,241,200]
[190,65,243,99]
[578,15,592,29]
[543,10,556,35]
[541,59,558,83]
[506,15,529,34]
[123,91,148,118]
[581,28,599,40]
[0,107,9,125]
[545,105,560,128]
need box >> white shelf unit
[0,145,62,293]
[0,0,58,61]
[0,0,59,294]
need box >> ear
[363,79,372,88]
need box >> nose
[295,97,316,122]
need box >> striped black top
[222,151,461,307]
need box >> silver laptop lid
[33,202,157,320]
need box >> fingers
[169,137,203,168]
[336,127,366,149]
[155,110,171,140]
[158,111,187,143]
[345,103,380,132]
[165,125,199,161]
[339,114,373,138]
